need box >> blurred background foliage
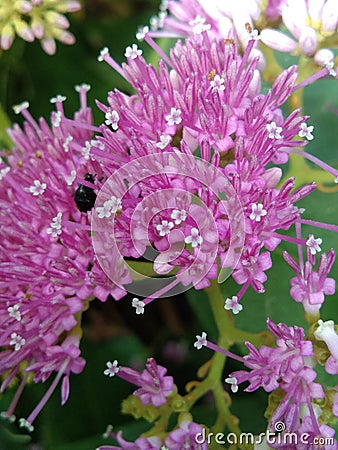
[0,1,338,449]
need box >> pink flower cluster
[195,318,338,448]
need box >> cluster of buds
[0,0,81,54]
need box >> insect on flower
[74,173,97,212]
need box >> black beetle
[74,173,97,212]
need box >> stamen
[144,33,172,67]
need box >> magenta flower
[164,420,207,450]
[96,431,162,450]
[103,358,174,407]
[283,248,336,315]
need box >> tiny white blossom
[306,234,322,255]
[96,196,122,219]
[266,121,283,139]
[171,209,187,225]
[9,332,25,351]
[156,134,172,149]
[46,212,63,237]
[249,203,267,222]
[335,176,338,184]
[299,123,314,140]
[18,418,34,432]
[156,220,174,236]
[65,170,77,186]
[325,61,337,77]
[75,83,91,92]
[210,74,225,93]
[49,95,66,104]
[13,101,29,114]
[105,109,120,130]
[125,44,142,59]
[82,141,91,160]
[28,179,47,196]
[52,111,62,128]
[0,412,16,423]
[136,25,149,41]
[8,304,21,321]
[165,107,182,126]
[104,360,120,377]
[247,28,260,41]
[224,296,243,315]
[0,167,10,180]
[98,47,110,62]
[63,135,73,152]
[225,376,238,393]
[314,319,336,342]
[194,331,207,350]
[132,298,145,315]
[91,139,105,150]
[189,15,211,34]
[185,227,203,247]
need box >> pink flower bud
[307,0,325,22]
[263,167,282,188]
[299,26,317,56]
[58,31,75,45]
[321,0,338,31]
[314,48,334,66]
[41,38,56,55]
[281,0,307,39]
[260,28,297,52]
[65,1,82,12]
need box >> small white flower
[91,139,105,150]
[46,212,63,237]
[0,167,10,180]
[247,28,260,41]
[298,122,314,140]
[266,121,283,139]
[52,111,62,127]
[306,234,322,255]
[82,141,91,160]
[189,15,211,34]
[63,135,73,152]
[125,44,143,59]
[132,298,145,315]
[136,25,149,41]
[49,95,66,104]
[9,332,25,351]
[171,209,187,225]
[105,109,120,130]
[104,360,120,377]
[8,304,21,321]
[249,203,267,222]
[224,296,243,315]
[75,83,91,92]
[335,176,338,184]
[194,331,207,350]
[314,319,336,342]
[18,418,34,432]
[210,74,225,93]
[156,134,172,149]
[325,61,337,77]
[225,376,238,393]
[65,170,77,186]
[156,220,174,236]
[165,107,182,126]
[95,196,122,219]
[13,101,29,114]
[98,47,110,62]
[28,179,47,196]
[185,227,203,248]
